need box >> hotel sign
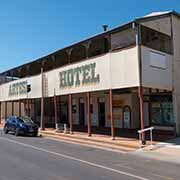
[59,62,100,89]
[9,80,28,96]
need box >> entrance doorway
[79,98,85,126]
[98,98,105,127]
[60,101,68,124]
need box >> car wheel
[15,128,19,136]
[4,127,9,134]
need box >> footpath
[133,137,180,165]
[37,129,180,165]
[39,129,140,152]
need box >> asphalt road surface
[0,130,179,180]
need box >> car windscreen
[17,118,24,123]
[18,117,33,124]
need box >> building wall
[0,47,172,129]
[0,47,140,102]
[141,16,172,36]
[69,91,139,129]
[0,46,172,103]
[71,92,105,127]
[112,93,132,128]
[172,15,180,135]
[141,46,173,90]
[0,74,42,102]
[0,101,26,123]
[110,48,140,89]
[131,92,140,128]
[140,16,175,132]
[72,93,86,125]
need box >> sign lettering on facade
[9,80,27,96]
[59,62,100,89]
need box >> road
[0,130,179,180]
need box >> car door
[11,118,17,132]
[6,118,13,131]
[5,118,11,130]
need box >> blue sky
[0,0,180,72]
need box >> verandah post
[40,68,45,130]
[5,101,7,122]
[86,92,91,136]
[12,101,14,116]
[68,94,73,134]
[109,89,115,140]
[54,89,58,129]
[138,86,145,144]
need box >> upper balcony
[0,14,173,89]
[0,23,137,84]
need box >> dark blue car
[4,116,39,137]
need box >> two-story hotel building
[1,11,180,141]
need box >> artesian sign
[59,62,100,89]
[9,80,28,96]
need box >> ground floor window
[150,95,174,126]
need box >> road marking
[115,163,132,170]
[0,136,151,180]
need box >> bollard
[64,124,67,134]
[55,123,59,131]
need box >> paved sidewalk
[133,137,180,164]
[40,128,159,152]
[40,129,180,164]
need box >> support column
[138,86,145,143]
[12,101,14,116]
[136,24,145,144]
[19,100,21,117]
[32,99,35,119]
[24,100,27,116]
[59,96,61,124]
[41,97,45,130]
[86,92,91,136]
[41,68,45,130]
[54,89,57,129]
[27,99,30,117]
[5,101,7,121]
[68,94,73,134]
[29,99,35,117]
[109,89,115,140]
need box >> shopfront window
[151,95,174,126]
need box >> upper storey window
[111,28,136,50]
[88,38,109,58]
[54,51,69,68]
[70,45,86,63]
[141,26,173,54]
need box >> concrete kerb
[39,129,144,152]
[40,131,134,152]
